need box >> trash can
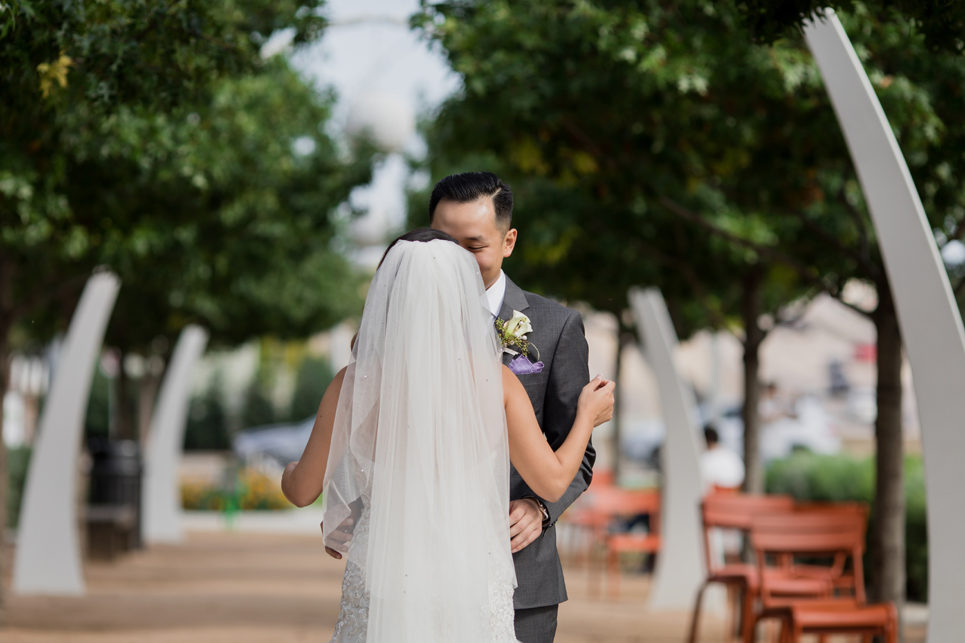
[86,438,143,558]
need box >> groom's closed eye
[462,240,487,252]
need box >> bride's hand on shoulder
[578,376,615,427]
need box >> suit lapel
[498,275,529,320]
[498,276,530,365]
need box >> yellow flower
[37,52,73,99]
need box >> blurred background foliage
[0,1,375,611]
[2,0,962,618]
[411,0,965,606]
[180,467,289,511]
[1,0,376,437]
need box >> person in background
[699,424,744,491]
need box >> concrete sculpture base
[629,288,705,609]
[143,325,209,544]
[804,11,965,640]
[13,271,120,595]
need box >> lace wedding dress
[330,498,518,642]
[321,240,520,642]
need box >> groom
[429,171,595,643]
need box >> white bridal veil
[321,239,516,641]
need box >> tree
[86,59,372,439]
[412,0,820,493]
[0,0,372,622]
[737,0,965,53]
[415,0,965,614]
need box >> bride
[281,229,614,642]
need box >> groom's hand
[509,499,544,553]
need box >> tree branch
[657,196,833,291]
[947,215,965,244]
[632,237,736,337]
[8,271,89,322]
[954,273,965,297]
[839,190,880,281]
[558,116,618,173]
[783,204,879,279]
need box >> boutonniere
[495,310,544,375]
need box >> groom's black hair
[377,228,458,269]
[428,171,513,230]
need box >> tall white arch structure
[629,288,705,608]
[804,11,965,640]
[14,271,120,595]
[143,324,208,544]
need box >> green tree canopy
[737,0,965,53]
[414,0,965,608]
[0,1,377,619]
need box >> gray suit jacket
[499,276,594,610]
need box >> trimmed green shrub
[184,370,231,451]
[286,355,332,421]
[7,446,32,528]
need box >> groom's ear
[502,228,518,258]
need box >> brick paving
[2,530,924,642]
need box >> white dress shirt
[700,446,745,489]
[486,270,507,318]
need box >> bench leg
[606,547,620,599]
[687,581,710,643]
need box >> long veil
[321,239,516,641]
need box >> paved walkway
[2,516,926,641]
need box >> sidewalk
[2,513,926,641]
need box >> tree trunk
[870,286,905,627]
[137,370,161,445]
[741,268,766,494]
[0,257,12,625]
[0,334,9,627]
[113,348,135,440]
[611,320,624,483]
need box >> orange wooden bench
[564,485,660,597]
[748,509,897,643]
[603,488,661,598]
[687,492,796,643]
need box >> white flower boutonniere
[495,310,544,374]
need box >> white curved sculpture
[14,271,121,595]
[143,325,209,543]
[804,11,965,640]
[629,288,705,608]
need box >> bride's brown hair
[376,228,458,269]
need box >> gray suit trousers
[514,604,559,643]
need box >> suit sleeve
[541,309,594,527]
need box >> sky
[289,0,461,265]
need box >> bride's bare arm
[281,367,348,507]
[504,366,613,502]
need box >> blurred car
[233,417,314,467]
[621,395,841,469]
[845,387,877,424]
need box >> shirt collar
[485,270,507,318]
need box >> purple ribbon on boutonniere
[508,354,544,375]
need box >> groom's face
[431,197,517,289]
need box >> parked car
[233,417,314,467]
[621,395,841,469]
